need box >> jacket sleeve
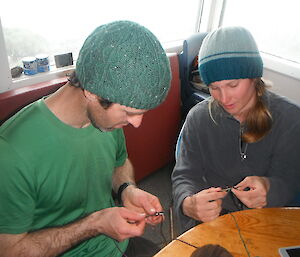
[171,108,209,233]
[267,121,300,206]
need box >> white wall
[264,68,300,105]
[0,19,12,91]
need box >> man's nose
[127,114,144,128]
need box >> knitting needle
[146,211,164,218]
[221,186,251,192]
[127,212,164,224]
[220,187,232,192]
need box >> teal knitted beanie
[199,26,263,85]
[76,20,171,109]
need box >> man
[0,20,171,256]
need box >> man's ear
[83,89,99,102]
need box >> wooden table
[154,208,300,257]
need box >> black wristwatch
[117,182,136,204]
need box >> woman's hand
[232,176,270,209]
[182,187,227,223]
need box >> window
[0,0,201,92]
[221,0,300,79]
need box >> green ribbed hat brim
[200,56,263,85]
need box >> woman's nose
[219,90,229,104]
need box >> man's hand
[0,207,146,257]
[121,186,164,225]
[182,187,227,223]
[232,176,270,209]
[92,207,147,242]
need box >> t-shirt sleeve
[113,129,128,168]
[0,138,35,234]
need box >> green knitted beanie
[199,26,263,85]
[76,20,171,109]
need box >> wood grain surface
[154,208,300,257]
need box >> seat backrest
[288,193,300,207]
[179,32,208,102]
[0,78,67,125]
[175,121,185,161]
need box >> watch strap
[117,182,136,204]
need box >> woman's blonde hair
[242,78,272,143]
[208,78,272,143]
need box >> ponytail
[242,78,272,143]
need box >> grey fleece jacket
[172,91,300,233]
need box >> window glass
[221,0,300,64]
[1,0,199,68]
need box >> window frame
[214,0,300,80]
[1,0,300,94]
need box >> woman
[172,26,300,232]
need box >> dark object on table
[11,66,24,78]
[190,244,233,257]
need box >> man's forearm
[112,158,136,193]
[2,212,99,257]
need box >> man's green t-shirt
[0,99,128,256]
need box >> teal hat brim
[199,56,263,85]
